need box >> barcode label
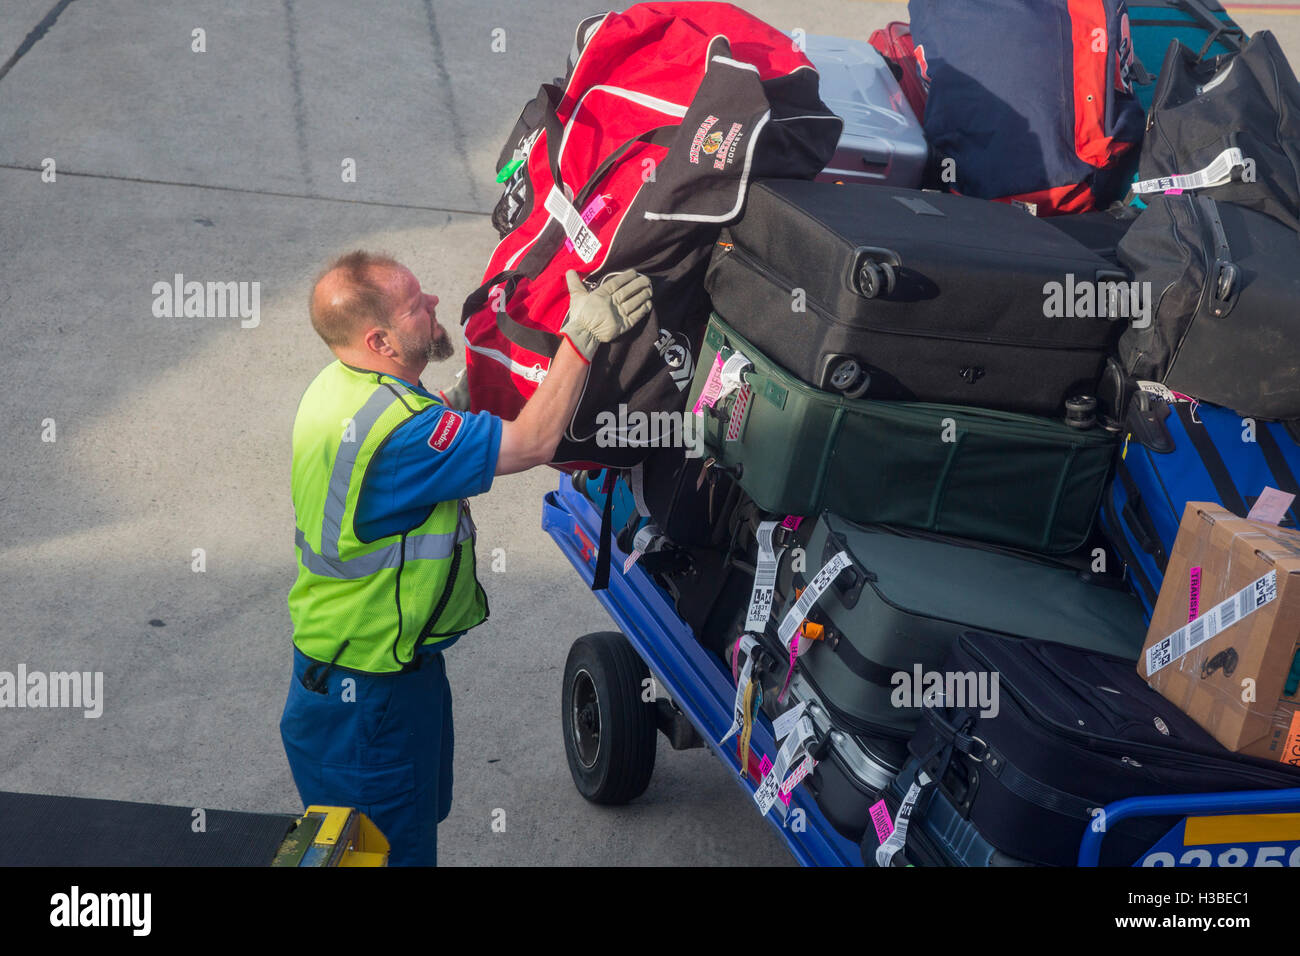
[720,635,758,744]
[1220,596,1237,628]
[744,521,783,631]
[777,551,851,648]
[1145,571,1278,677]
[544,186,601,262]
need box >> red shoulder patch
[427,409,463,452]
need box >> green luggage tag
[496,155,525,183]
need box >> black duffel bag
[1132,30,1300,233]
[1117,192,1300,421]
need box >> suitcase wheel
[856,260,896,299]
[826,357,871,398]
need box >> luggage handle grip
[921,705,987,761]
[1200,195,1239,316]
[1092,268,1135,323]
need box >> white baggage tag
[755,716,817,815]
[770,700,808,743]
[544,185,602,263]
[1145,571,1278,677]
[876,770,931,867]
[777,551,851,648]
[717,352,752,400]
[720,635,758,744]
[1131,147,1244,195]
[744,520,784,632]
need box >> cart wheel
[562,632,657,805]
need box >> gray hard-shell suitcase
[753,664,906,843]
[774,514,1149,740]
[801,35,929,188]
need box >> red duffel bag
[461,1,841,469]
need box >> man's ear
[363,327,397,358]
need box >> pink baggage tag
[870,799,894,844]
[1188,566,1201,623]
[692,352,727,415]
[562,195,609,253]
[780,515,803,531]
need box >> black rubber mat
[0,791,297,866]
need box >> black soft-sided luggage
[705,180,1130,416]
[774,514,1147,741]
[902,631,1300,867]
[1117,193,1300,420]
[1135,31,1300,234]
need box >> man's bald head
[309,250,403,349]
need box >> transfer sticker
[876,771,931,867]
[543,185,601,263]
[1145,571,1278,677]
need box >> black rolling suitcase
[883,631,1300,867]
[705,180,1131,416]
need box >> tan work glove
[437,370,470,410]
[560,269,653,363]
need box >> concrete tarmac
[2,0,1297,867]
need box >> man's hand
[438,371,470,411]
[559,269,653,363]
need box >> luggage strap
[1255,426,1300,526]
[1174,402,1250,517]
[591,470,616,591]
[920,707,1099,821]
[461,124,677,358]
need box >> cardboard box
[1138,503,1300,760]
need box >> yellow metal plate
[1184,813,1300,846]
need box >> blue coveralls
[280,374,502,866]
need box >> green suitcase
[691,314,1117,554]
[772,513,1148,740]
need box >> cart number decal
[720,635,758,745]
[745,520,784,632]
[1145,571,1277,677]
[777,552,851,649]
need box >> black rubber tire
[562,631,657,805]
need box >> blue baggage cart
[545,474,1300,867]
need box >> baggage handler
[281,250,651,865]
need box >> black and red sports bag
[460,2,841,469]
[910,0,1146,215]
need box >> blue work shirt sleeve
[354,404,502,542]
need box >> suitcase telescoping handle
[849,246,901,300]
